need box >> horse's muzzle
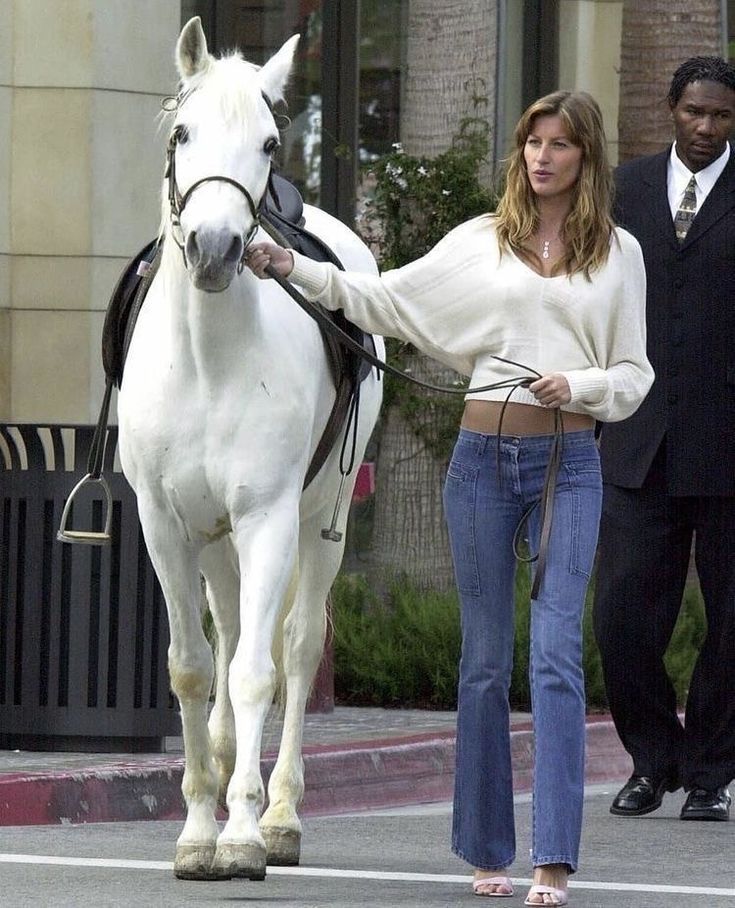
[185,228,244,292]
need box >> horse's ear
[258,35,299,104]
[176,16,211,79]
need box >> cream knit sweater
[289,215,654,423]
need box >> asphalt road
[0,784,733,907]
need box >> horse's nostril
[185,230,201,268]
[224,234,244,266]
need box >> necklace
[542,239,551,260]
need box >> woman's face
[523,114,583,203]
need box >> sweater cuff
[288,252,331,300]
[561,368,608,404]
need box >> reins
[60,80,564,599]
[263,263,564,600]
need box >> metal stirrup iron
[57,380,114,546]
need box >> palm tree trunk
[619,0,723,160]
[368,1,497,593]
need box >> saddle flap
[102,239,160,386]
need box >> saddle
[101,173,376,489]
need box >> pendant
[542,240,550,260]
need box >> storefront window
[359,1,404,164]
[181,1,324,205]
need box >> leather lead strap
[511,408,564,600]
[87,379,114,479]
[263,263,566,598]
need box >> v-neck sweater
[288,215,654,423]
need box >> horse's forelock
[191,54,265,129]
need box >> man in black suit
[594,56,735,822]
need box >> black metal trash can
[0,424,179,752]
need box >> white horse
[117,17,382,881]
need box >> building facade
[1,0,733,425]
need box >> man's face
[670,80,735,173]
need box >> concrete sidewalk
[0,707,632,826]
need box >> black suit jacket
[599,147,735,496]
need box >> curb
[0,720,631,826]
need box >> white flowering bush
[355,123,497,458]
[357,127,496,271]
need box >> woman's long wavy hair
[494,90,615,278]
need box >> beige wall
[559,0,624,164]
[0,0,180,424]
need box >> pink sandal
[473,875,514,897]
[524,883,568,906]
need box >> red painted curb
[0,721,631,826]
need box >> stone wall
[0,0,180,423]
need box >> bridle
[163,90,281,273]
[164,125,262,273]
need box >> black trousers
[593,447,735,791]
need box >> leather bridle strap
[263,264,543,396]
[512,407,564,600]
[263,262,565,599]
[165,126,261,271]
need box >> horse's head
[165,17,298,292]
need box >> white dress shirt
[667,142,731,219]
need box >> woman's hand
[245,242,294,279]
[529,373,571,408]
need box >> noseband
[164,113,268,273]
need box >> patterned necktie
[673,175,697,243]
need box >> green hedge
[331,571,706,711]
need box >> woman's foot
[473,869,514,897]
[524,864,568,905]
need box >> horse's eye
[175,125,190,144]
[263,136,279,156]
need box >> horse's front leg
[138,513,219,880]
[199,538,240,808]
[212,504,299,881]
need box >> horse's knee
[228,661,276,707]
[169,662,214,703]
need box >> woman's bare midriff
[461,399,595,436]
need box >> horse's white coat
[117,17,382,880]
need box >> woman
[247,91,653,907]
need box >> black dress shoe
[680,786,731,821]
[610,774,671,816]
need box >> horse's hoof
[173,844,221,880]
[262,826,301,866]
[211,842,266,881]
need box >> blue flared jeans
[443,428,602,873]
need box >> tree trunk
[401,0,497,163]
[619,0,723,160]
[368,1,497,594]
[370,355,462,593]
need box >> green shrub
[331,570,706,711]
[331,573,461,708]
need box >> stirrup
[56,473,113,546]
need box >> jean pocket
[562,461,602,579]
[443,461,481,596]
